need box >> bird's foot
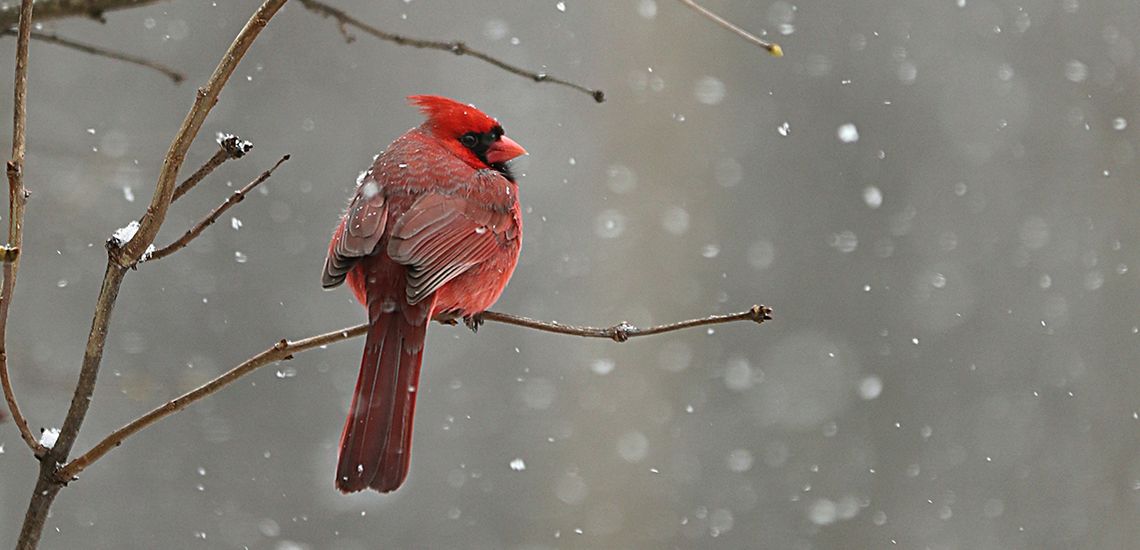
[464,313,485,334]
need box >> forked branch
[58,305,772,480]
[146,154,290,262]
[111,0,288,267]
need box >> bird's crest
[408,95,498,137]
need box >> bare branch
[171,134,254,203]
[146,154,289,263]
[677,0,783,57]
[477,305,773,342]
[298,0,606,103]
[58,324,370,481]
[0,0,43,457]
[0,29,184,83]
[0,0,167,27]
[111,0,288,268]
[57,305,771,480]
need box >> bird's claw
[464,314,484,333]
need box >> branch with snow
[171,133,255,203]
[110,2,285,268]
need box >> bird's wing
[387,191,516,305]
[322,182,388,288]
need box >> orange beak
[485,135,527,165]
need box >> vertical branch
[15,460,62,550]
[48,262,127,461]
[0,0,43,456]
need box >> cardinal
[322,95,526,493]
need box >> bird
[322,95,526,493]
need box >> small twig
[146,154,289,262]
[677,0,783,57]
[171,134,254,203]
[0,29,185,83]
[57,305,771,480]
[0,0,167,27]
[110,0,287,268]
[0,0,43,458]
[298,0,606,103]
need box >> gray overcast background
[2,0,1139,548]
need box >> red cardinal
[322,95,526,493]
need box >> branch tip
[749,304,773,323]
[216,132,253,159]
[678,0,783,56]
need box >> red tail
[336,296,433,493]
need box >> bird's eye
[459,133,478,148]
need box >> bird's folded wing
[387,193,514,305]
[322,185,388,288]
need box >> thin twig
[171,134,254,203]
[0,29,185,83]
[146,154,289,262]
[110,0,287,268]
[298,0,605,103]
[58,305,771,480]
[677,0,783,57]
[0,0,42,458]
[0,0,167,27]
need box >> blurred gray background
[2,0,1139,548]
